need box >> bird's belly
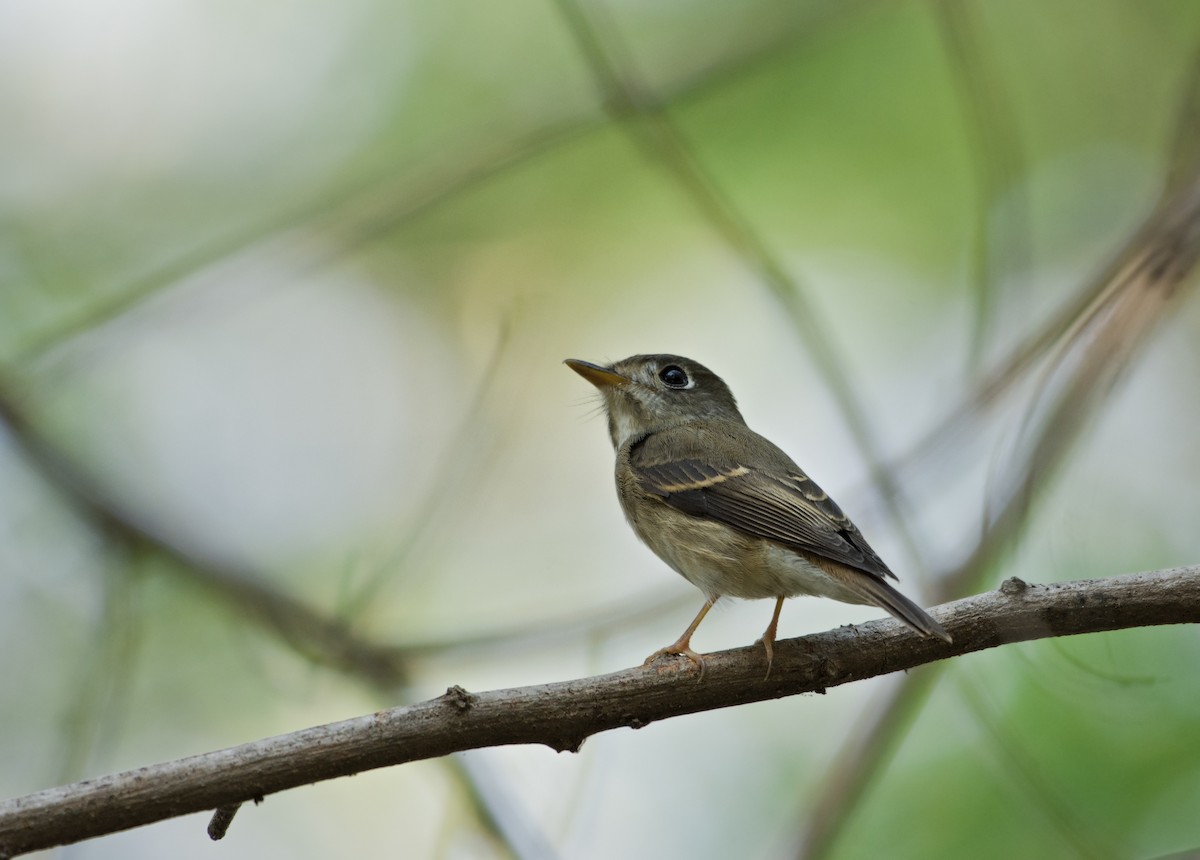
[627,504,863,604]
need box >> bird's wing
[633,457,896,581]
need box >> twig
[206,804,242,841]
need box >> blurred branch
[957,677,1127,858]
[1166,39,1200,190]
[946,174,1200,598]
[0,367,692,672]
[878,269,1109,491]
[2,566,1197,858]
[9,5,877,369]
[885,31,1200,492]
[453,756,562,860]
[788,665,938,857]
[340,318,513,621]
[8,119,594,366]
[55,545,143,785]
[932,0,1030,374]
[0,385,413,688]
[794,165,1200,859]
[0,381,558,856]
[795,35,1200,851]
[552,0,930,573]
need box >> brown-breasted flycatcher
[566,353,951,674]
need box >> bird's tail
[857,576,951,643]
[819,558,952,643]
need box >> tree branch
[1,566,1197,857]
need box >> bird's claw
[643,645,707,679]
[755,636,775,680]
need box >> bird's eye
[658,365,690,389]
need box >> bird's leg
[757,596,786,678]
[644,596,718,677]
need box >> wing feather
[635,458,896,581]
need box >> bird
[565,353,951,675]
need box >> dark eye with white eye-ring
[658,365,690,389]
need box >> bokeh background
[3,1,1200,858]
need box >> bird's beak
[564,358,628,388]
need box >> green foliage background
[2,1,1199,858]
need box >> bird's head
[565,354,744,449]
